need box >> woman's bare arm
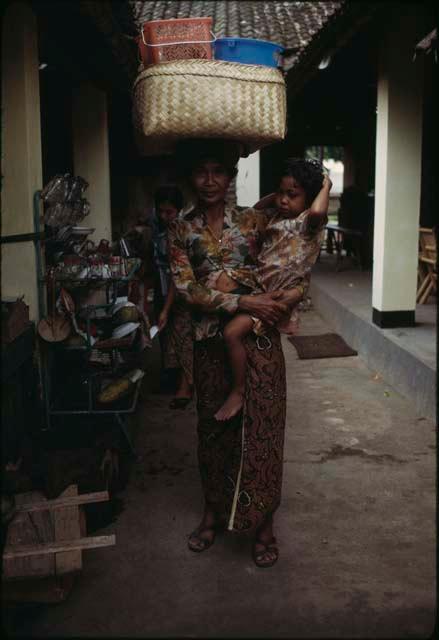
[162,280,176,315]
[157,280,176,331]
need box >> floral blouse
[257,208,325,292]
[167,205,268,340]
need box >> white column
[372,9,425,327]
[236,151,260,207]
[1,2,43,320]
[72,83,112,241]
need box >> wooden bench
[325,223,365,271]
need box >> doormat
[288,333,358,359]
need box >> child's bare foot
[214,390,244,421]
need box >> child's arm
[158,280,176,331]
[277,284,306,310]
[253,193,276,210]
[305,175,332,232]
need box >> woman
[152,185,194,408]
[168,140,305,568]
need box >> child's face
[158,201,179,226]
[275,176,308,217]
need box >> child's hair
[154,184,184,212]
[280,158,325,206]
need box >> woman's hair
[154,184,184,212]
[176,139,240,181]
[280,158,324,205]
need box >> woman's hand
[158,309,169,332]
[238,291,289,325]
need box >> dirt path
[14,310,436,638]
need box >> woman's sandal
[169,397,192,409]
[252,536,279,568]
[187,526,217,552]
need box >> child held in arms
[215,158,332,421]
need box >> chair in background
[417,227,437,304]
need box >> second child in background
[152,186,194,409]
[215,158,332,421]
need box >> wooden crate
[2,484,115,603]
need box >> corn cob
[97,379,131,404]
[97,369,145,404]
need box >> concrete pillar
[1,2,43,321]
[236,151,260,207]
[72,83,112,241]
[372,9,425,328]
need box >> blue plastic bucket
[214,37,284,68]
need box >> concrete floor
[311,255,437,421]
[15,309,436,638]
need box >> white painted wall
[72,83,112,242]
[236,151,260,207]
[372,10,424,314]
[1,2,43,320]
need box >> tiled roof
[78,1,352,89]
[129,1,345,58]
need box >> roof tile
[130,1,345,54]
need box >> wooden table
[325,223,365,271]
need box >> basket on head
[132,59,287,157]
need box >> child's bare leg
[215,314,255,421]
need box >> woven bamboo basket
[132,59,287,156]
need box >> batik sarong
[194,328,286,533]
[161,300,194,386]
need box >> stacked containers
[133,18,287,157]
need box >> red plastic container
[138,17,214,65]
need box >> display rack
[34,191,144,456]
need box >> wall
[72,82,112,242]
[236,151,260,207]
[372,8,425,321]
[1,2,43,320]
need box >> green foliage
[305,146,344,162]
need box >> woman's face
[275,176,308,217]
[191,160,232,206]
[158,201,179,227]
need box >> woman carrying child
[152,185,194,408]
[215,158,332,420]
[168,141,330,568]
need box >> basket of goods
[137,17,214,65]
[132,58,286,156]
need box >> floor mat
[288,333,358,359]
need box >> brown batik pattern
[194,328,286,534]
[162,300,194,385]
